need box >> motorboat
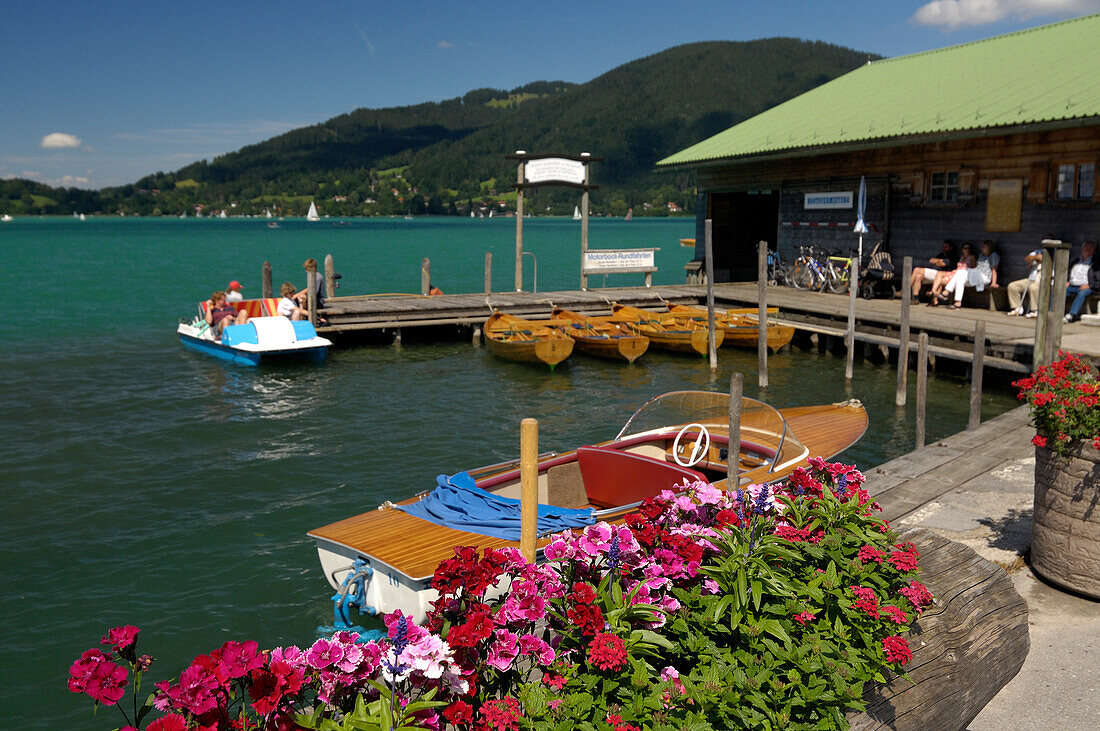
[308,390,867,622]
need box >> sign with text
[583,248,656,272]
[804,191,853,209]
[525,157,586,186]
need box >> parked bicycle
[790,246,830,291]
[823,252,856,294]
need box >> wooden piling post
[969,321,985,430]
[728,372,743,487]
[262,261,273,299]
[515,152,525,292]
[472,327,482,346]
[484,252,493,294]
[757,241,769,388]
[845,256,858,381]
[305,259,318,326]
[520,418,539,563]
[896,256,912,406]
[916,332,928,449]
[324,255,336,300]
[1033,243,1054,370]
[1049,244,1071,357]
[704,219,717,372]
[421,257,431,296]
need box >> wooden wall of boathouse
[692,125,1100,282]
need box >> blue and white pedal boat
[177,316,332,366]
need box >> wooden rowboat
[308,391,867,622]
[666,303,795,352]
[483,312,574,368]
[609,304,723,355]
[549,308,649,363]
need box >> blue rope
[315,559,386,643]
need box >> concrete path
[870,407,1100,729]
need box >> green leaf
[751,579,763,611]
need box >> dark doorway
[709,191,780,281]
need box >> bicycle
[767,249,789,287]
[823,252,856,294]
[790,246,830,291]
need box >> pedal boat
[178,301,332,366]
[483,311,574,368]
[308,390,867,622]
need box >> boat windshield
[615,390,803,474]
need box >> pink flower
[400,634,453,679]
[660,666,680,680]
[898,580,934,612]
[518,634,555,665]
[857,545,885,564]
[882,635,912,665]
[880,605,909,625]
[305,638,342,670]
[156,663,219,715]
[215,639,264,678]
[100,625,140,653]
[793,611,816,626]
[68,648,129,706]
[702,579,721,594]
[486,629,520,671]
[269,645,303,666]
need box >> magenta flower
[68,648,130,706]
[156,663,219,715]
[216,639,264,678]
[100,625,140,653]
[518,634,555,665]
[305,638,345,670]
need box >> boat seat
[576,445,706,509]
[546,461,588,508]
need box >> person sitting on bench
[909,240,957,300]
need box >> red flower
[567,603,605,636]
[476,697,522,731]
[879,605,909,625]
[145,714,188,731]
[587,632,627,671]
[898,580,934,612]
[888,548,919,572]
[248,660,304,716]
[1032,434,1048,447]
[447,610,495,648]
[882,635,912,665]
[570,582,597,604]
[443,699,473,726]
[543,673,568,690]
[857,545,885,564]
[793,611,816,626]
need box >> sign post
[508,152,601,292]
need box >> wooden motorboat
[483,312,574,368]
[309,391,867,622]
[609,304,723,355]
[666,303,795,352]
[549,308,649,363]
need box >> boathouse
[657,14,1100,284]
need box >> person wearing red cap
[226,280,244,302]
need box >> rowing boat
[666,303,795,352]
[308,391,867,622]
[483,312,574,368]
[549,308,649,363]
[609,304,723,355]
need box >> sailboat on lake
[573,206,581,220]
[306,201,320,221]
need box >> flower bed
[69,459,930,730]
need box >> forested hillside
[0,40,874,217]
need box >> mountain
[0,40,875,217]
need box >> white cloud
[438,39,453,49]
[40,132,83,149]
[22,170,42,178]
[911,0,1100,29]
[60,175,92,187]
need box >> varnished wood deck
[308,402,867,581]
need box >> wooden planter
[1031,442,1100,599]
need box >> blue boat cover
[395,472,595,540]
[291,321,318,340]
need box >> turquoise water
[0,217,1017,728]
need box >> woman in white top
[944,241,999,309]
[277,281,305,321]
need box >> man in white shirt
[1006,250,1042,316]
[1064,241,1097,323]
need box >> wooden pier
[316,282,1099,370]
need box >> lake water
[0,217,1017,727]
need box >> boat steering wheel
[673,423,711,467]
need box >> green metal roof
[658,14,1100,168]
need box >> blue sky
[3,0,1098,189]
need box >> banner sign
[525,158,586,186]
[583,249,656,272]
[804,191,853,209]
